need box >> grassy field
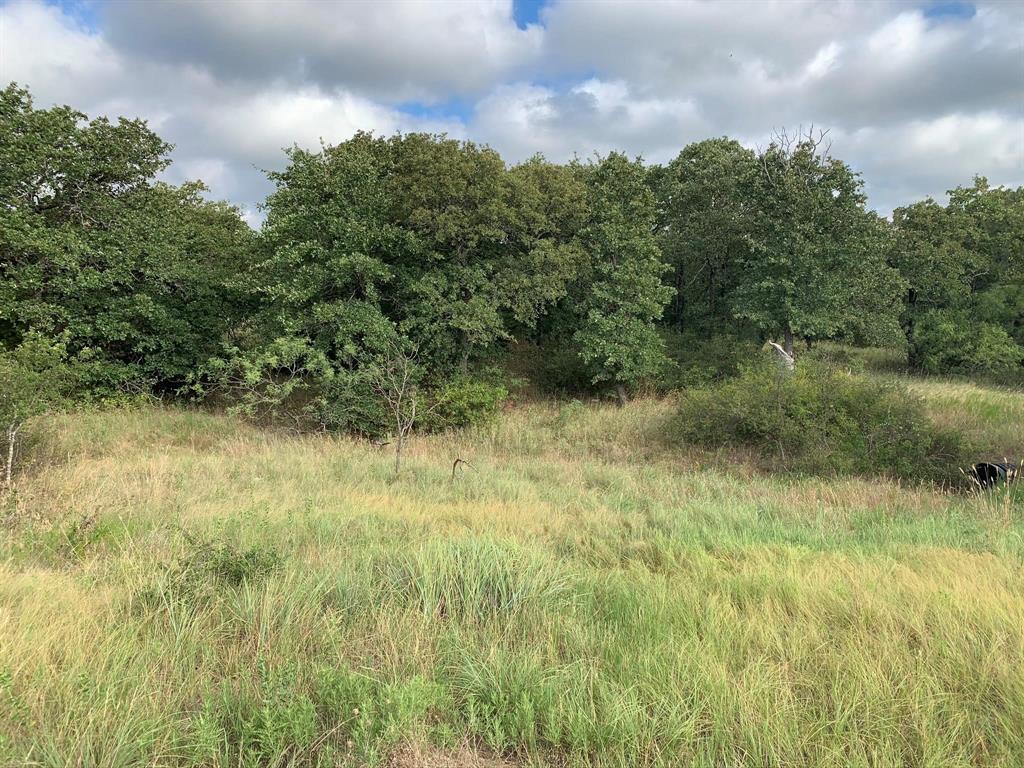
[1,378,1023,766]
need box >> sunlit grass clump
[1,385,1023,766]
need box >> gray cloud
[1,0,1020,220]
[99,0,542,102]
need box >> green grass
[1,386,1023,766]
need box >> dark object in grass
[451,457,474,481]
[968,460,1020,489]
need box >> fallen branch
[767,341,795,372]
[451,458,474,481]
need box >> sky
[1,0,1022,226]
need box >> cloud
[472,79,708,163]
[842,112,1024,213]
[1,0,1021,221]
[99,0,542,102]
[1,0,462,215]
[540,0,1022,133]
[0,0,120,102]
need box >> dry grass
[1,386,1022,766]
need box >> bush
[203,340,508,438]
[670,359,969,481]
[508,337,597,396]
[424,376,508,431]
[660,329,762,388]
[0,333,69,487]
[803,343,909,375]
[135,535,283,613]
[313,368,391,437]
[911,310,1023,376]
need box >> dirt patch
[386,742,520,768]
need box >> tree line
[2,83,1022,438]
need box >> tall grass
[1,384,1022,766]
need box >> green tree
[385,134,514,371]
[735,130,903,354]
[252,134,401,367]
[501,156,589,330]
[652,138,757,332]
[891,178,1023,374]
[0,83,253,391]
[574,153,674,405]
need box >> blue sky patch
[397,97,474,126]
[513,0,547,29]
[922,1,976,21]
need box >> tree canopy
[2,82,1022,437]
[0,83,253,392]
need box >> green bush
[135,535,283,613]
[509,337,597,396]
[0,333,70,487]
[313,368,391,437]
[660,329,762,388]
[671,359,969,481]
[911,310,1023,376]
[424,376,508,431]
[803,343,910,375]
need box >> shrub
[203,341,509,438]
[911,310,1023,376]
[509,337,597,396]
[0,333,69,487]
[424,376,508,431]
[670,359,969,481]
[660,329,762,388]
[135,535,282,613]
[313,368,391,437]
[197,336,331,427]
[803,343,910,375]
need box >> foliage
[659,329,762,388]
[910,309,1024,375]
[313,367,391,437]
[0,84,253,391]
[422,376,509,431]
[253,135,401,370]
[0,332,69,486]
[198,336,332,427]
[671,359,969,481]
[652,138,758,332]
[892,177,1024,376]
[3,80,1022,438]
[734,131,905,352]
[573,153,674,403]
[514,335,599,395]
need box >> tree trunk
[394,433,403,475]
[783,327,794,356]
[615,384,628,407]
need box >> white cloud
[473,79,707,163]
[0,0,462,216]
[802,42,842,82]
[0,1,120,100]
[1,0,1021,220]
[100,0,542,102]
